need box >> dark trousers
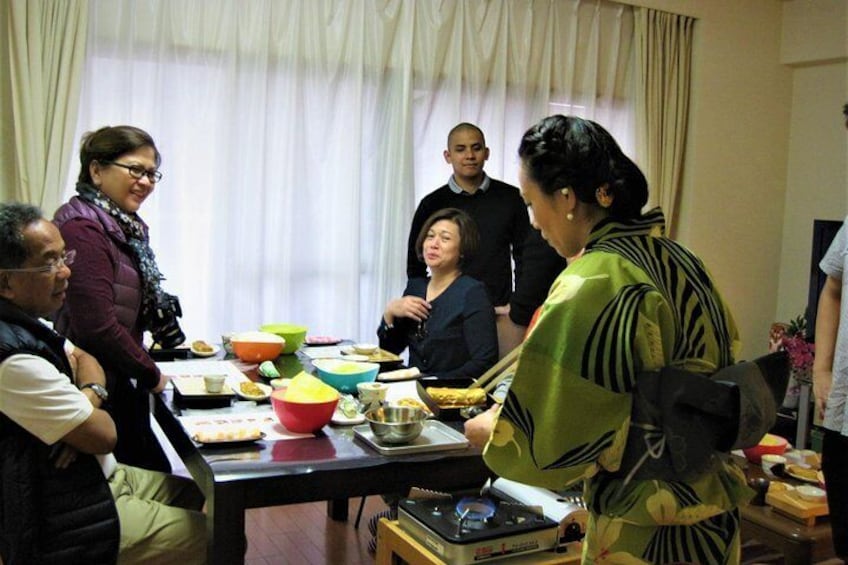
[822,428,848,558]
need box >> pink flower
[781,334,815,373]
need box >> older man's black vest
[0,299,119,564]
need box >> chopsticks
[470,344,522,394]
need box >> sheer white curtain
[67,0,635,344]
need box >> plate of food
[331,395,366,425]
[192,428,265,446]
[785,464,824,484]
[190,340,220,358]
[340,346,402,365]
[234,381,272,402]
[305,336,343,346]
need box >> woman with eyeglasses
[378,207,498,380]
[53,125,181,472]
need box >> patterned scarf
[76,182,164,328]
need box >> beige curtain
[7,0,88,213]
[634,7,694,237]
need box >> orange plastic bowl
[742,433,789,464]
[271,390,338,433]
[230,331,285,363]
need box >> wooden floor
[243,496,383,565]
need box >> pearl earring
[567,213,574,221]
[560,188,569,196]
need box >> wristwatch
[80,382,109,403]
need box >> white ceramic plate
[338,348,370,362]
[233,381,272,401]
[331,408,366,426]
[190,342,220,357]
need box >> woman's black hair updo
[517,115,648,220]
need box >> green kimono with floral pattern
[483,209,752,564]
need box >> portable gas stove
[397,493,559,564]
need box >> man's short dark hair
[0,202,43,269]
[447,122,486,148]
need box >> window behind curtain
[67,0,636,343]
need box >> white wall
[620,0,795,360]
[776,0,848,328]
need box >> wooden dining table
[152,350,491,565]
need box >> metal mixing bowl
[364,405,428,444]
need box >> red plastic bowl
[742,433,788,464]
[271,390,338,433]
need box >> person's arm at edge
[69,345,107,409]
[508,190,531,304]
[813,275,841,415]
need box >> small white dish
[339,349,370,362]
[269,378,292,390]
[331,409,366,426]
[191,342,220,358]
[795,485,826,503]
[234,381,272,401]
[352,342,378,355]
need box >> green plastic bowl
[260,323,308,354]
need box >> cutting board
[765,490,829,526]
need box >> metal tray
[353,420,469,455]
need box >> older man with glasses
[0,202,206,565]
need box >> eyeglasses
[0,249,76,275]
[103,161,163,183]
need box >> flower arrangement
[769,315,815,408]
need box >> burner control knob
[562,522,583,542]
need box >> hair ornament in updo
[596,185,614,208]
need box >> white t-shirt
[820,218,848,435]
[0,335,117,478]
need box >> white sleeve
[0,353,93,445]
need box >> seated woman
[378,207,498,380]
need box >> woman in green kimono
[483,116,752,564]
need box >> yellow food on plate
[425,387,486,407]
[285,371,340,403]
[767,481,789,494]
[239,381,264,397]
[193,427,262,443]
[192,340,214,352]
[394,398,430,413]
[787,464,819,481]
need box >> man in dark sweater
[406,123,530,309]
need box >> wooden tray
[766,490,829,526]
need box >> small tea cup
[357,381,388,407]
[203,375,227,393]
